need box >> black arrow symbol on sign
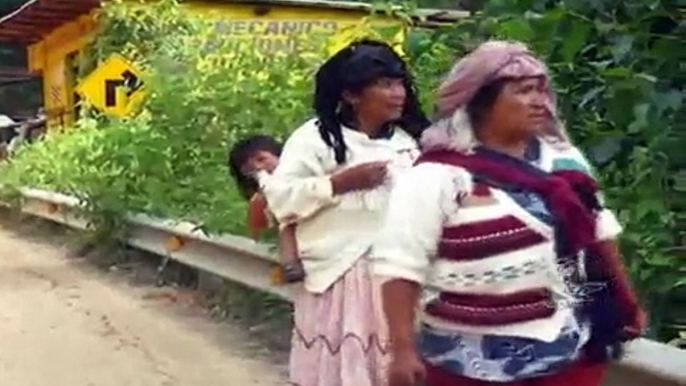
[104,70,144,107]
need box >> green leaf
[578,85,606,109]
[602,66,632,78]
[496,19,535,41]
[646,253,677,267]
[635,73,657,83]
[628,103,650,133]
[562,20,592,62]
[612,34,634,62]
[655,89,683,115]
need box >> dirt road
[0,221,287,386]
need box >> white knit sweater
[372,141,622,342]
[261,118,420,293]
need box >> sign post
[76,54,146,118]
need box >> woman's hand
[388,348,426,386]
[282,260,306,283]
[330,161,389,194]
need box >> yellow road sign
[76,54,145,118]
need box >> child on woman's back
[228,135,305,283]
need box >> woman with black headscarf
[261,40,429,386]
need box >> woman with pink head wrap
[422,40,568,153]
[372,41,645,386]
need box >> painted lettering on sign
[215,19,342,53]
[215,20,339,36]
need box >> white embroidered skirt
[289,257,389,386]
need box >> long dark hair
[313,39,429,164]
[227,135,282,200]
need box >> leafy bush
[0,0,683,340]
[0,0,407,234]
[1,1,325,237]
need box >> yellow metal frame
[27,13,96,127]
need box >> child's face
[241,150,279,176]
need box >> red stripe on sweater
[438,227,546,261]
[439,288,551,308]
[425,298,555,326]
[441,215,525,239]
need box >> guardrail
[4,187,686,386]
[16,188,290,299]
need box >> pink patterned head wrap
[422,40,569,151]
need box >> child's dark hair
[314,39,430,164]
[228,135,282,200]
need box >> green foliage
[0,0,683,341]
[0,0,381,236]
[1,0,319,237]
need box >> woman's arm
[372,163,455,352]
[593,240,646,338]
[373,163,458,386]
[278,224,299,264]
[262,123,388,223]
[260,125,339,223]
[568,147,646,337]
[383,279,422,353]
